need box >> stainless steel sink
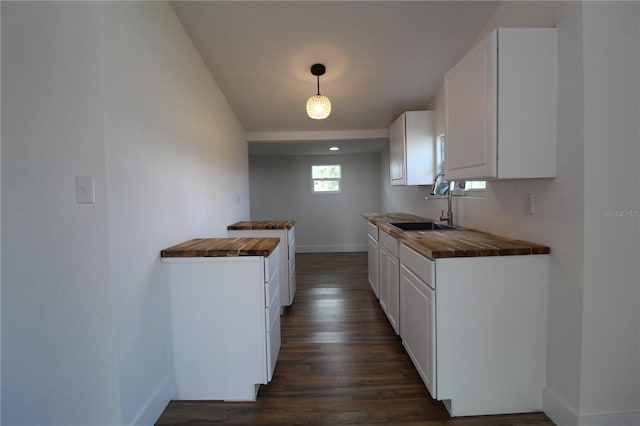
[388,222,456,231]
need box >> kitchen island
[161,237,281,401]
[227,221,296,308]
[363,212,549,417]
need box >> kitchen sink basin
[388,222,456,231]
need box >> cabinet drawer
[400,244,435,289]
[265,267,279,308]
[367,221,379,240]
[264,245,280,284]
[379,230,399,257]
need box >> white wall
[381,2,640,425]
[2,2,249,425]
[580,2,640,422]
[2,3,121,424]
[1,3,4,421]
[103,2,248,425]
[249,153,380,252]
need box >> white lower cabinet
[379,230,400,335]
[163,247,281,401]
[399,243,548,417]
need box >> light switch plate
[76,175,95,204]
[523,193,534,215]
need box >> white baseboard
[543,387,640,426]
[578,409,640,426]
[543,387,578,426]
[129,373,175,426]
[297,244,367,253]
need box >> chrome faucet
[429,172,453,226]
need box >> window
[464,181,487,191]
[312,164,341,193]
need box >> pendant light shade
[306,94,331,120]
[306,64,331,120]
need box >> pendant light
[306,63,331,120]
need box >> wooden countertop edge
[227,220,295,230]
[161,237,281,258]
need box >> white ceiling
[170,1,501,155]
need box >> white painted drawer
[367,221,379,240]
[265,267,279,308]
[400,243,435,289]
[264,245,280,284]
[379,230,399,257]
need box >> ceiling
[170,1,501,155]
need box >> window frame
[311,164,342,194]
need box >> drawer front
[400,243,435,289]
[379,230,399,257]
[264,245,280,284]
[265,267,280,308]
[367,221,379,240]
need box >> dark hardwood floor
[156,252,554,425]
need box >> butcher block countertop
[161,238,280,258]
[227,220,295,230]
[362,212,550,259]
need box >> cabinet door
[405,111,436,186]
[288,234,296,304]
[378,246,390,314]
[444,31,497,180]
[400,265,436,398]
[386,252,400,335]
[389,114,406,185]
[367,234,379,298]
[379,246,400,335]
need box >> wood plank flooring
[156,252,555,425]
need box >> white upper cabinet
[390,111,436,186]
[444,28,557,180]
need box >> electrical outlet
[523,193,535,215]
